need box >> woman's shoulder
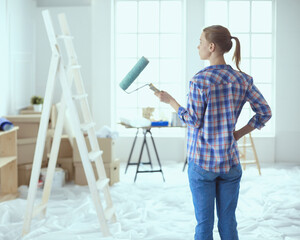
[233,70,253,85]
[234,69,252,80]
[191,71,212,89]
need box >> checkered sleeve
[246,78,272,130]
[178,80,206,128]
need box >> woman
[155,25,272,240]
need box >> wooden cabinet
[0,127,19,202]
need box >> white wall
[0,0,10,116]
[186,0,205,81]
[115,136,186,165]
[0,0,36,116]
[275,0,300,163]
[91,0,112,128]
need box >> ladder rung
[96,178,109,190]
[238,144,252,147]
[104,207,115,220]
[69,65,81,69]
[57,34,74,39]
[240,160,257,164]
[33,203,47,217]
[88,150,103,161]
[72,94,88,100]
[80,122,96,131]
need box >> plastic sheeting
[0,163,299,240]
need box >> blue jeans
[188,162,242,240]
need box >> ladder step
[69,65,81,69]
[238,144,252,147]
[88,150,103,161]
[33,203,47,217]
[72,93,88,100]
[240,160,257,164]
[57,34,74,40]
[104,206,115,221]
[80,122,96,131]
[96,178,110,190]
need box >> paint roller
[119,56,160,94]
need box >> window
[205,0,275,136]
[113,0,185,136]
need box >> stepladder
[22,10,116,237]
[238,133,261,175]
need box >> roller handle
[149,83,160,93]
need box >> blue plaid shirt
[178,64,272,173]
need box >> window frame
[113,0,186,137]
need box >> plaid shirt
[178,65,272,173]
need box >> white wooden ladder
[22,10,116,237]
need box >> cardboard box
[73,161,97,186]
[47,135,73,181]
[74,159,120,186]
[17,138,47,165]
[73,137,115,163]
[18,162,47,186]
[50,135,73,158]
[19,106,41,115]
[104,159,120,186]
[4,115,41,139]
[56,157,74,181]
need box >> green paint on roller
[119,56,149,91]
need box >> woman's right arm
[155,80,207,128]
[177,80,207,128]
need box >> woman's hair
[203,25,241,72]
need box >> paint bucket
[171,112,181,126]
[40,167,65,188]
